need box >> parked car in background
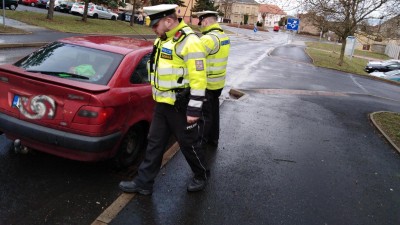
[46,0,60,10]
[21,0,36,6]
[386,75,400,82]
[273,25,279,32]
[0,36,154,168]
[36,0,48,8]
[0,0,18,10]
[58,0,74,13]
[87,4,118,20]
[364,60,400,73]
[70,1,89,15]
[370,69,400,78]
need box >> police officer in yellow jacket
[119,4,209,195]
[194,11,230,148]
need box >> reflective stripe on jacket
[201,23,230,90]
[149,19,207,117]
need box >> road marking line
[350,74,369,94]
[91,142,181,225]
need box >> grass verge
[4,10,154,35]
[372,112,400,150]
[305,47,370,75]
[306,42,390,60]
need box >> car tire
[10,4,17,10]
[112,124,147,169]
[111,16,116,20]
[93,13,98,19]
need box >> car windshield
[14,42,124,85]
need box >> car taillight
[73,106,114,125]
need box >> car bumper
[0,112,122,160]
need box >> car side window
[130,53,151,84]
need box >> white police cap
[143,4,178,27]
[192,11,218,25]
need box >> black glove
[174,88,190,112]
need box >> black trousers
[199,89,222,146]
[134,103,208,189]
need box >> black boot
[119,180,152,195]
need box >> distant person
[137,13,144,25]
[194,11,230,149]
[119,4,209,195]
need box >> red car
[273,25,279,32]
[0,36,154,167]
[22,0,37,6]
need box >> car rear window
[14,42,124,85]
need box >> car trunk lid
[0,65,109,131]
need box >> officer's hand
[187,116,199,124]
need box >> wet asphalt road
[112,93,400,225]
[1,26,400,225]
[111,33,400,224]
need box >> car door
[99,6,107,19]
[128,52,153,122]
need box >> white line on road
[350,74,369,94]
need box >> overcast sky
[255,0,392,19]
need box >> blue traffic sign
[253,27,258,33]
[287,18,300,31]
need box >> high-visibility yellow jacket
[149,19,207,117]
[200,23,230,90]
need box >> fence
[385,44,400,59]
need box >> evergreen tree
[192,0,219,12]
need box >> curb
[0,42,49,49]
[369,111,400,154]
[91,142,181,225]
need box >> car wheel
[112,124,147,169]
[111,16,116,20]
[55,6,59,11]
[30,2,35,6]
[93,13,98,19]
[10,4,17,10]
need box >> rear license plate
[12,95,20,108]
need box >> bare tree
[218,0,234,21]
[130,0,137,26]
[303,0,394,66]
[46,0,55,20]
[82,0,90,22]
